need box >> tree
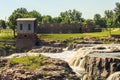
[104,10,114,20]
[0,20,6,29]
[114,2,120,28]
[7,8,28,38]
[104,10,114,35]
[8,13,23,38]
[60,9,83,24]
[114,2,120,15]
[83,19,94,25]
[93,14,107,28]
[27,10,42,22]
[52,17,62,23]
[42,15,53,23]
[13,7,28,14]
[93,14,101,26]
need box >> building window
[28,24,31,30]
[20,24,23,30]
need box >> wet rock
[0,57,80,80]
[67,41,103,50]
[85,56,120,79]
[68,45,120,80]
[92,45,120,53]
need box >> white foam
[40,50,77,62]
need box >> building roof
[16,18,37,21]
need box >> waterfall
[68,47,93,75]
[78,58,85,69]
[106,72,120,80]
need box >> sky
[0,0,120,20]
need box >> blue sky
[0,0,120,20]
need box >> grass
[0,29,14,40]
[38,32,109,41]
[1,28,120,41]
[38,28,120,41]
[0,29,16,52]
[8,55,48,69]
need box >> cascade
[68,47,93,75]
[4,44,120,79]
[106,72,120,80]
[68,45,120,79]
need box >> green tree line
[0,2,120,36]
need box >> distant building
[16,18,38,51]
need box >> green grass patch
[0,29,14,40]
[38,32,109,41]
[38,28,120,41]
[1,28,120,41]
[8,55,49,69]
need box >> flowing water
[40,50,78,62]
[38,47,93,76]
[106,72,120,80]
[68,47,93,76]
[89,52,120,58]
[4,44,120,79]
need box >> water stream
[39,50,77,62]
[38,47,93,76]
[3,44,120,79]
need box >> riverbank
[1,44,120,80]
[0,53,80,80]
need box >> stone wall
[16,33,37,51]
[37,23,101,33]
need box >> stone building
[16,18,38,51]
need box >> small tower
[16,18,37,51]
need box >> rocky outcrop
[0,57,80,80]
[68,44,120,80]
[85,56,120,80]
[92,44,120,53]
[67,41,103,50]
[67,43,95,50]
